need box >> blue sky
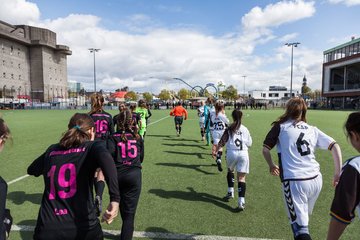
[1,0,360,94]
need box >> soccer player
[135,100,149,139]
[107,109,144,240]
[262,97,342,240]
[129,104,141,134]
[213,109,252,210]
[327,112,360,240]
[211,101,229,172]
[197,101,206,141]
[0,118,12,240]
[27,113,120,240]
[204,97,215,146]
[169,102,188,136]
[113,103,126,132]
[88,93,115,216]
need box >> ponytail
[117,110,140,142]
[89,93,104,115]
[60,113,95,148]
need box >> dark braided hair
[117,109,140,142]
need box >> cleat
[223,192,234,201]
[216,159,223,172]
[94,195,102,217]
[238,199,245,211]
[238,202,245,211]
[176,131,180,137]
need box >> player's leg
[283,180,312,240]
[237,172,246,210]
[178,117,183,135]
[237,152,250,210]
[94,169,105,216]
[224,169,235,200]
[119,169,142,240]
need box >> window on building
[275,93,279,97]
[2,73,5,78]
[262,93,266,98]
[11,74,14,79]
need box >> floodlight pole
[242,75,246,96]
[89,48,100,93]
[285,42,300,98]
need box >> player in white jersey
[262,97,342,240]
[214,109,252,210]
[327,112,360,240]
[204,97,215,146]
[197,101,206,141]
[211,101,229,172]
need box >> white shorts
[226,150,249,173]
[282,174,322,226]
[212,130,224,145]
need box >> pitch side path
[1,109,359,239]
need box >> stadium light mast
[89,48,100,93]
[285,42,300,98]
[242,75,247,96]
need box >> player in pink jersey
[107,109,144,240]
[88,93,114,217]
[262,97,342,240]
[28,113,119,240]
[0,118,12,240]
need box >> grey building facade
[0,20,71,102]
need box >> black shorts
[174,116,183,125]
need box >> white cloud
[0,0,40,24]
[0,0,324,94]
[278,33,299,43]
[242,0,315,30]
[328,0,360,6]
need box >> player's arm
[262,124,280,176]
[327,165,360,240]
[139,138,145,163]
[27,151,46,177]
[92,142,120,203]
[213,131,229,157]
[246,129,253,147]
[330,143,342,186]
[91,142,120,224]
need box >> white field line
[7,174,29,185]
[8,115,169,186]
[148,115,170,126]
[11,225,281,240]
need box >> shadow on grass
[162,143,206,149]
[164,138,201,143]
[17,219,36,240]
[7,191,42,205]
[157,162,216,175]
[163,150,211,160]
[149,187,239,213]
[146,134,173,138]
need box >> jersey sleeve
[90,142,120,203]
[330,164,360,224]
[314,127,336,150]
[263,124,280,150]
[27,152,46,177]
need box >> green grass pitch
[0,108,359,239]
